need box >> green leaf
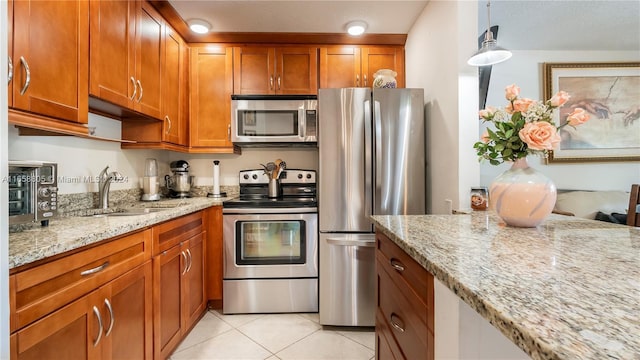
[504,129,513,138]
[502,148,513,157]
[494,143,505,152]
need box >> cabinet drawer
[152,211,203,255]
[376,232,430,307]
[11,229,151,332]
[376,309,403,360]
[377,258,431,360]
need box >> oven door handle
[326,238,375,247]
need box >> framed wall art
[543,62,640,163]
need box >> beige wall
[405,0,480,214]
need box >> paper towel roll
[212,160,220,195]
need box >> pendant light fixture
[468,1,512,66]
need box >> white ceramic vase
[489,158,557,227]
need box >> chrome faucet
[98,166,124,209]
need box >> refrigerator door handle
[373,99,382,215]
[326,238,375,247]
[364,99,373,220]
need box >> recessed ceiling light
[346,21,367,36]
[188,19,211,34]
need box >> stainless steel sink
[89,207,174,217]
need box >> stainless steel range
[222,169,318,314]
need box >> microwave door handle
[299,108,306,139]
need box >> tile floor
[170,310,376,360]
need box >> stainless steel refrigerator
[318,88,426,326]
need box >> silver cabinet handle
[356,74,360,87]
[92,306,104,347]
[104,298,114,337]
[390,313,405,333]
[389,258,405,272]
[364,74,367,87]
[185,249,192,273]
[81,261,110,276]
[181,251,188,275]
[19,56,30,95]
[130,77,137,100]
[136,80,143,102]
[165,115,172,134]
[326,238,375,247]
[277,76,281,90]
[7,56,13,85]
[227,124,231,141]
[269,76,274,90]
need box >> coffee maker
[165,160,194,198]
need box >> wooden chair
[628,184,640,226]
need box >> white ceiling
[168,0,640,51]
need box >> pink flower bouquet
[474,84,591,165]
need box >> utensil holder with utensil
[268,178,281,198]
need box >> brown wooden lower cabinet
[375,231,434,360]
[10,261,153,360]
[9,209,215,360]
[152,213,207,360]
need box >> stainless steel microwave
[8,161,58,226]
[231,95,317,146]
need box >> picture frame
[543,62,640,163]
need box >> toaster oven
[8,161,58,226]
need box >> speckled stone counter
[371,212,640,360]
[9,197,230,270]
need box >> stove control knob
[39,201,50,211]
[306,174,312,179]
[252,174,258,180]
[243,174,249,180]
[298,174,303,179]
[38,188,51,197]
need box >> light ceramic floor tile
[299,312,320,324]
[276,330,374,360]
[337,328,376,350]
[211,309,266,328]
[266,356,281,360]
[237,314,321,353]
[174,312,233,353]
[171,329,272,360]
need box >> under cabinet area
[233,46,318,95]
[319,46,405,88]
[375,231,434,360]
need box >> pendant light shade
[468,1,512,66]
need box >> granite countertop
[371,212,640,360]
[9,197,230,270]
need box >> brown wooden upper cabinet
[89,0,163,120]
[320,46,405,89]
[190,45,235,151]
[161,25,188,146]
[9,0,88,124]
[233,46,318,95]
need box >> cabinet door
[319,46,362,88]
[205,206,224,303]
[11,0,88,123]
[361,47,405,88]
[233,46,275,94]
[153,244,184,360]
[183,233,207,331]
[275,47,318,94]
[102,262,153,360]
[161,26,185,145]
[11,292,101,360]
[190,46,234,148]
[134,1,163,119]
[8,0,13,106]
[89,0,137,110]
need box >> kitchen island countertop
[371,212,639,360]
[9,197,228,270]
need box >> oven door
[223,211,318,279]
